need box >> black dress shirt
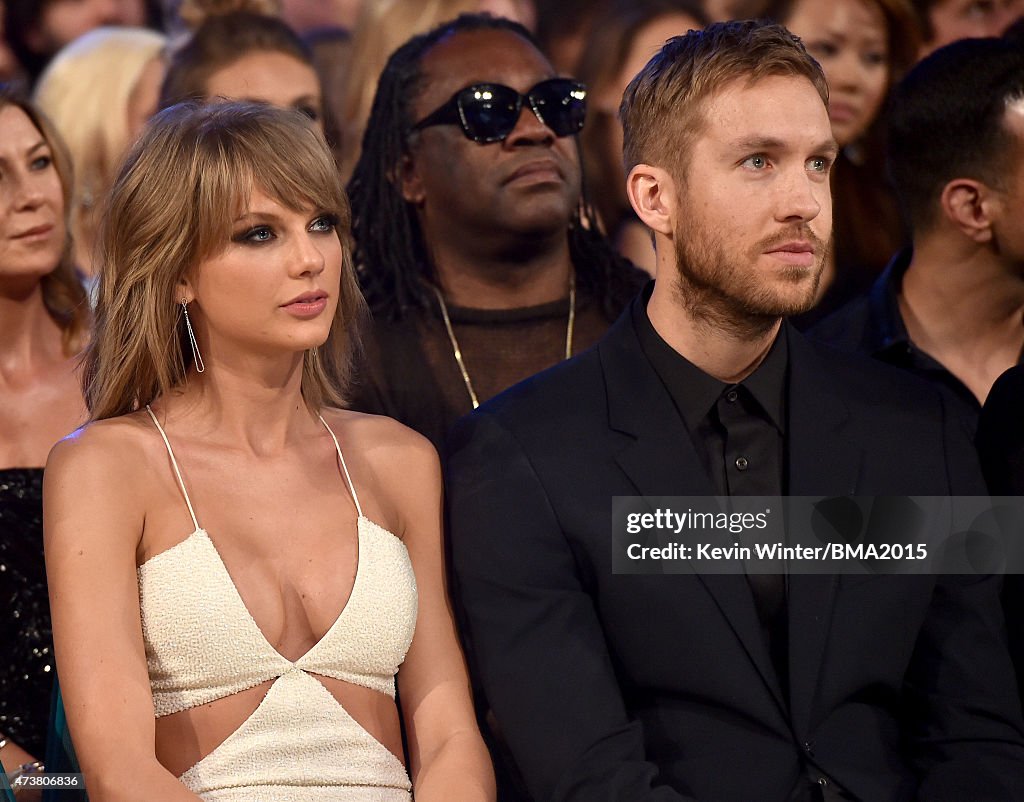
[631,288,788,496]
[631,288,791,693]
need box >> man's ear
[396,152,425,205]
[626,163,677,237]
[940,178,995,244]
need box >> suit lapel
[786,325,862,496]
[784,326,863,734]
[599,307,787,714]
[600,305,713,498]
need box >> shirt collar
[866,247,913,356]
[632,283,788,434]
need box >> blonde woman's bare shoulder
[320,408,441,532]
[44,412,161,554]
[45,411,170,502]
[321,407,438,468]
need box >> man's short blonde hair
[620,20,828,176]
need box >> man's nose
[503,102,556,148]
[776,170,823,223]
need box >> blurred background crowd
[1,0,1021,300]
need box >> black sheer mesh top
[351,287,637,453]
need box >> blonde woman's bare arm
[44,426,201,802]
[376,421,495,801]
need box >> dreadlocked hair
[347,12,642,321]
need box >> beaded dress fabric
[0,467,52,758]
[139,411,417,800]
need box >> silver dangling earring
[181,299,205,373]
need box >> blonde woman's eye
[238,225,274,243]
[310,214,339,233]
[31,155,52,170]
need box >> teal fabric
[42,678,87,802]
[1,758,16,802]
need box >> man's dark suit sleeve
[447,411,690,802]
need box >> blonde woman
[337,0,535,180]
[33,26,167,279]
[44,102,493,801]
[0,87,89,782]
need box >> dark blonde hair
[620,20,828,175]
[0,86,90,355]
[84,101,364,420]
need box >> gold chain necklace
[432,272,576,410]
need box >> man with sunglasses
[447,19,1024,802]
[346,13,645,454]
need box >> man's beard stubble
[671,214,830,340]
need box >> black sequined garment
[0,468,52,758]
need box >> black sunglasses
[409,78,587,144]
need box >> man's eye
[807,156,829,172]
[743,154,769,169]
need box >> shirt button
[803,741,814,754]
[817,777,829,787]
[735,456,749,471]
[726,389,739,402]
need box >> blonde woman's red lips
[282,291,328,318]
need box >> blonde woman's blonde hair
[84,101,365,420]
[0,88,90,355]
[337,0,482,181]
[34,27,168,271]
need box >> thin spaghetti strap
[145,405,201,531]
[319,414,363,518]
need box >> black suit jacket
[447,303,1024,802]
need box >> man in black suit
[446,21,1024,802]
